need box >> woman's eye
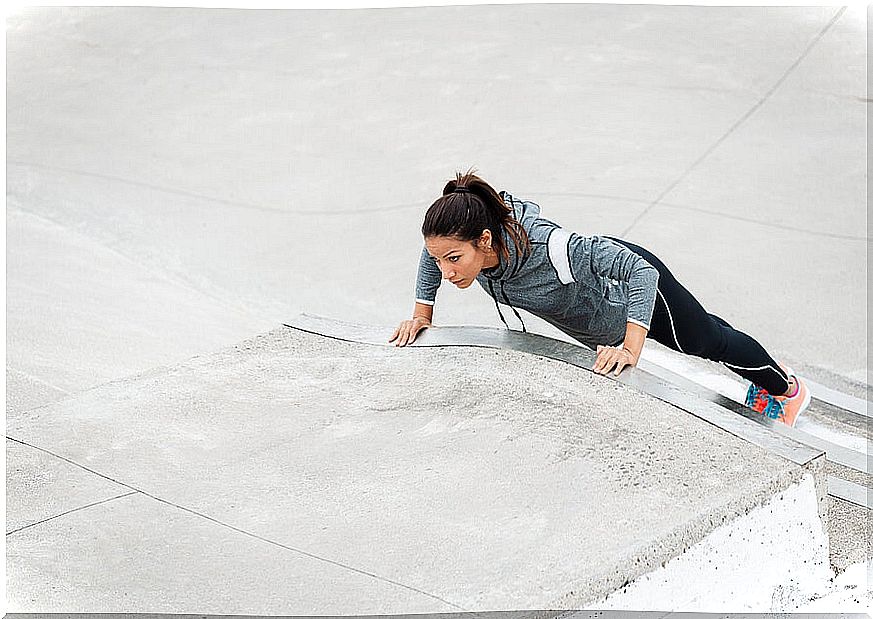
[449,256,460,262]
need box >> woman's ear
[478,229,493,250]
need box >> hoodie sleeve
[572,236,659,330]
[414,244,442,305]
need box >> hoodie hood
[480,190,541,282]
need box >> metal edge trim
[828,476,872,510]
[639,356,870,475]
[805,378,870,418]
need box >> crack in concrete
[6,490,140,536]
[4,435,467,611]
[532,191,867,241]
[619,6,849,238]
[654,202,867,242]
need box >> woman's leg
[608,237,791,396]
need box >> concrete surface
[5,3,868,614]
[8,491,450,614]
[6,197,271,399]
[7,327,820,612]
[829,498,873,573]
[637,336,870,574]
[5,5,867,393]
[5,438,131,534]
[587,475,831,612]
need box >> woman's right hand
[389,316,431,347]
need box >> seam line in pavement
[619,6,848,238]
[654,202,867,242]
[532,191,866,241]
[10,159,863,241]
[6,491,140,536]
[4,436,467,611]
[7,160,422,216]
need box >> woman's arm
[576,236,658,375]
[388,303,433,346]
[390,246,441,346]
[593,321,648,375]
[414,245,442,307]
[586,236,659,332]
[389,302,433,346]
[620,320,648,361]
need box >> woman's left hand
[593,345,638,376]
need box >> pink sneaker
[743,363,810,427]
[771,364,810,427]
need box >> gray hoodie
[415,190,659,349]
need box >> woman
[389,171,810,426]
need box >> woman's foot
[771,366,810,427]
[745,383,784,419]
[744,365,810,427]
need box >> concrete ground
[5,3,868,614]
[4,327,830,612]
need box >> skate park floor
[4,3,870,614]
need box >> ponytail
[421,167,531,263]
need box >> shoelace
[745,384,766,408]
[746,384,785,420]
[764,397,785,420]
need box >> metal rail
[806,378,869,419]
[637,359,871,475]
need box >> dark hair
[421,167,531,264]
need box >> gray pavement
[6,327,824,612]
[5,4,868,613]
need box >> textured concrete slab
[6,327,821,610]
[6,438,130,534]
[6,492,457,614]
[586,475,831,612]
[288,314,824,469]
[828,498,873,573]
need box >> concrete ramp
[6,322,830,612]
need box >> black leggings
[609,237,791,395]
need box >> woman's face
[425,232,495,289]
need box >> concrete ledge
[7,325,829,612]
[586,473,831,611]
[286,314,823,469]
